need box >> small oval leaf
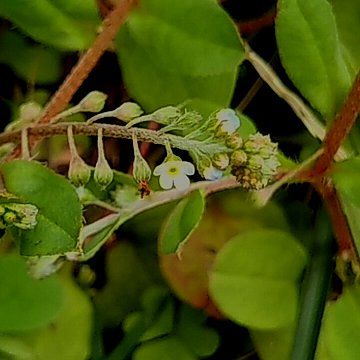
[159,190,205,255]
[0,160,82,255]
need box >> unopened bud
[215,108,240,135]
[212,153,229,170]
[113,102,143,121]
[248,155,265,171]
[19,101,42,122]
[78,91,107,112]
[67,126,91,187]
[226,133,243,149]
[94,129,113,189]
[132,133,152,183]
[152,106,181,124]
[231,150,247,166]
[3,203,38,229]
[3,211,17,224]
[68,155,91,187]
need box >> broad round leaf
[209,229,307,329]
[117,0,244,112]
[276,0,351,119]
[23,276,93,360]
[0,160,82,255]
[0,255,63,332]
[317,286,360,359]
[159,190,205,254]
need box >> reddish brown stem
[238,8,276,36]
[9,0,136,159]
[313,72,360,176]
[315,180,357,260]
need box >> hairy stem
[0,123,229,155]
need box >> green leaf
[94,242,153,327]
[22,275,93,360]
[0,0,97,50]
[251,327,295,360]
[209,229,307,329]
[0,31,61,84]
[0,255,63,333]
[331,0,360,74]
[176,305,219,357]
[332,157,360,255]
[0,160,82,255]
[316,286,360,359]
[116,0,243,112]
[133,336,197,360]
[159,190,205,254]
[276,0,351,119]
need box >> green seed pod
[132,133,152,183]
[68,155,92,187]
[78,91,107,112]
[67,126,91,187]
[94,129,113,189]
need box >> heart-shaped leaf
[1,160,82,255]
[209,229,307,329]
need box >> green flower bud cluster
[0,203,38,230]
[230,133,280,190]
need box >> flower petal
[203,166,223,181]
[174,175,190,190]
[154,163,166,176]
[182,161,195,176]
[159,174,174,189]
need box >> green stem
[290,210,335,360]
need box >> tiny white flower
[216,109,240,134]
[154,160,195,190]
[203,165,223,181]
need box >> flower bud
[226,133,243,149]
[132,134,152,183]
[78,91,107,112]
[3,203,38,230]
[113,102,143,121]
[231,150,247,166]
[215,108,240,135]
[19,101,42,122]
[68,154,92,187]
[3,211,17,224]
[94,129,113,189]
[212,153,229,170]
[152,106,181,124]
[67,126,91,187]
[195,155,223,180]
